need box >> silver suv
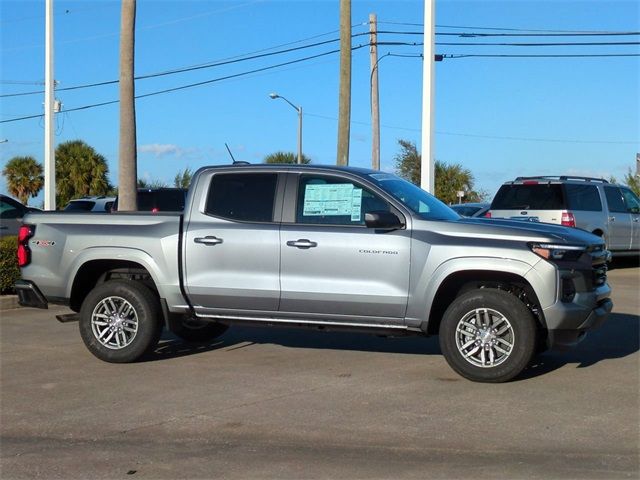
[489,176,640,256]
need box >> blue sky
[1,0,639,206]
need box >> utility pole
[118,0,138,211]
[369,13,380,170]
[420,0,435,193]
[336,0,351,166]
[44,0,55,210]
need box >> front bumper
[544,294,613,350]
[15,280,48,309]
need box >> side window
[604,186,627,213]
[0,199,21,219]
[206,173,278,222]
[621,188,640,213]
[296,175,389,226]
[565,184,602,211]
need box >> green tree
[264,151,311,164]
[624,168,639,196]
[2,156,44,205]
[174,167,193,188]
[435,161,484,205]
[394,139,421,185]
[393,139,485,204]
[137,178,168,189]
[55,140,111,208]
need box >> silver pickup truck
[15,164,613,382]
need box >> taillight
[17,225,35,267]
[561,211,576,228]
[484,211,492,218]
[151,207,160,213]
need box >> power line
[441,53,640,59]
[436,41,640,46]
[0,33,371,99]
[376,29,640,37]
[304,112,639,144]
[0,45,368,124]
[379,21,635,34]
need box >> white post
[44,0,56,210]
[420,0,435,193]
[297,106,303,164]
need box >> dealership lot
[1,261,638,479]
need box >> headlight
[529,243,586,261]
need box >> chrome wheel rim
[455,308,515,368]
[91,296,138,350]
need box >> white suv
[488,176,640,257]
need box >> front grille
[589,244,608,288]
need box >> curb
[0,295,20,311]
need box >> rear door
[620,187,640,250]
[184,171,284,314]
[603,186,633,251]
[278,172,411,322]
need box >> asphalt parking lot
[1,260,638,479]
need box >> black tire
[170,317,228,343]
[79,280,161,363]
[439,288,537,383]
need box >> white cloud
[138,143,185,158]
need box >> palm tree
[394,139,485,204]
[174,167,193,188]
[2,156,44,205]
[55,140,111,207]
[118,0,138,211]
[264,151,311,164]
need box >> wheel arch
[69,259,159,312]
[419,260,545,336]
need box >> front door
[184,171,282,315]
[279,173,411,322]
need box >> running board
[56,313,80,323]
[195,312,422,334]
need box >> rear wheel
[439,288,537,383]
[79,280,161,363]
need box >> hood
[414,216,603,247]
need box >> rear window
[565,185,602,211]
[137,190,185,212]
[205,173,277,222]
[491,184,565,210]
[64,201,96,211]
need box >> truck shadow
[149,312,638,381]
[519,311,639,380]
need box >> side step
[56,313,80,323]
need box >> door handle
[608,216,615,222]
[286,239,318,249]
[194,236,223,246]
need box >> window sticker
[303,183,363,220]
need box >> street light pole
[269,93,303,164]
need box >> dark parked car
[113,188,187,213]
[0,194,40,238]
[64,196,115,213]
[450,202,490,218]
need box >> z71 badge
[34,240,56,247]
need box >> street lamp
[269,92,302,164]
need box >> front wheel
[439,289,537,383]
[79,280,161,363]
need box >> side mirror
[365,210,404,230]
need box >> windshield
[367,173,460,221]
